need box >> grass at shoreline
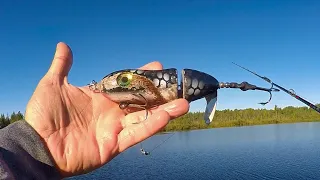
[160,105,320,132]
[160,119,320,134]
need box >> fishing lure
[88,68,280,124]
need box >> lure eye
[117,73,133,87]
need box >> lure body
[95,68,179,107]
[89,68,278,124]
[90,68,219,104]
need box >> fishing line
[149,132,176,153]
[140,132,176,155]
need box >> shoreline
[160,105,320,133]
[159,120,320,134]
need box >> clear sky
[1,0,320,115]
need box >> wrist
[0,120,62,179]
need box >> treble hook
[88,80,97,91]
[118,93,149,124]
[253,83,280,105]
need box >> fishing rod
[232,62,320,114]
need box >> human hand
[24,42,189,177]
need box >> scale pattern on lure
[89,68,280,124]
[89,68,179,108]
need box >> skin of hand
[24,42,189,177]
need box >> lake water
[69,122,320,179]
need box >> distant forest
[0,111,24,129]
[2,105,320,131]
[162,104,320,132]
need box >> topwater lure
[88,68,280,124]
[232,62,320,114]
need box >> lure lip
[204,92,218,125]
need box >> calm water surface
[69,122,320,179]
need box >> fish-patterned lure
[88,68,279,124]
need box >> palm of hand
[24,43,189,177]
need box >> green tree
[0,114,6,128]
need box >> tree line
[1,105,320,131]
[0,111,24,129]
[162,104,320,132]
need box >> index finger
[138,61,163,70]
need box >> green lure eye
[117,73,133,87]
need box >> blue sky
[1,0,320,114]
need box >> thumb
[47,42,73,78]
